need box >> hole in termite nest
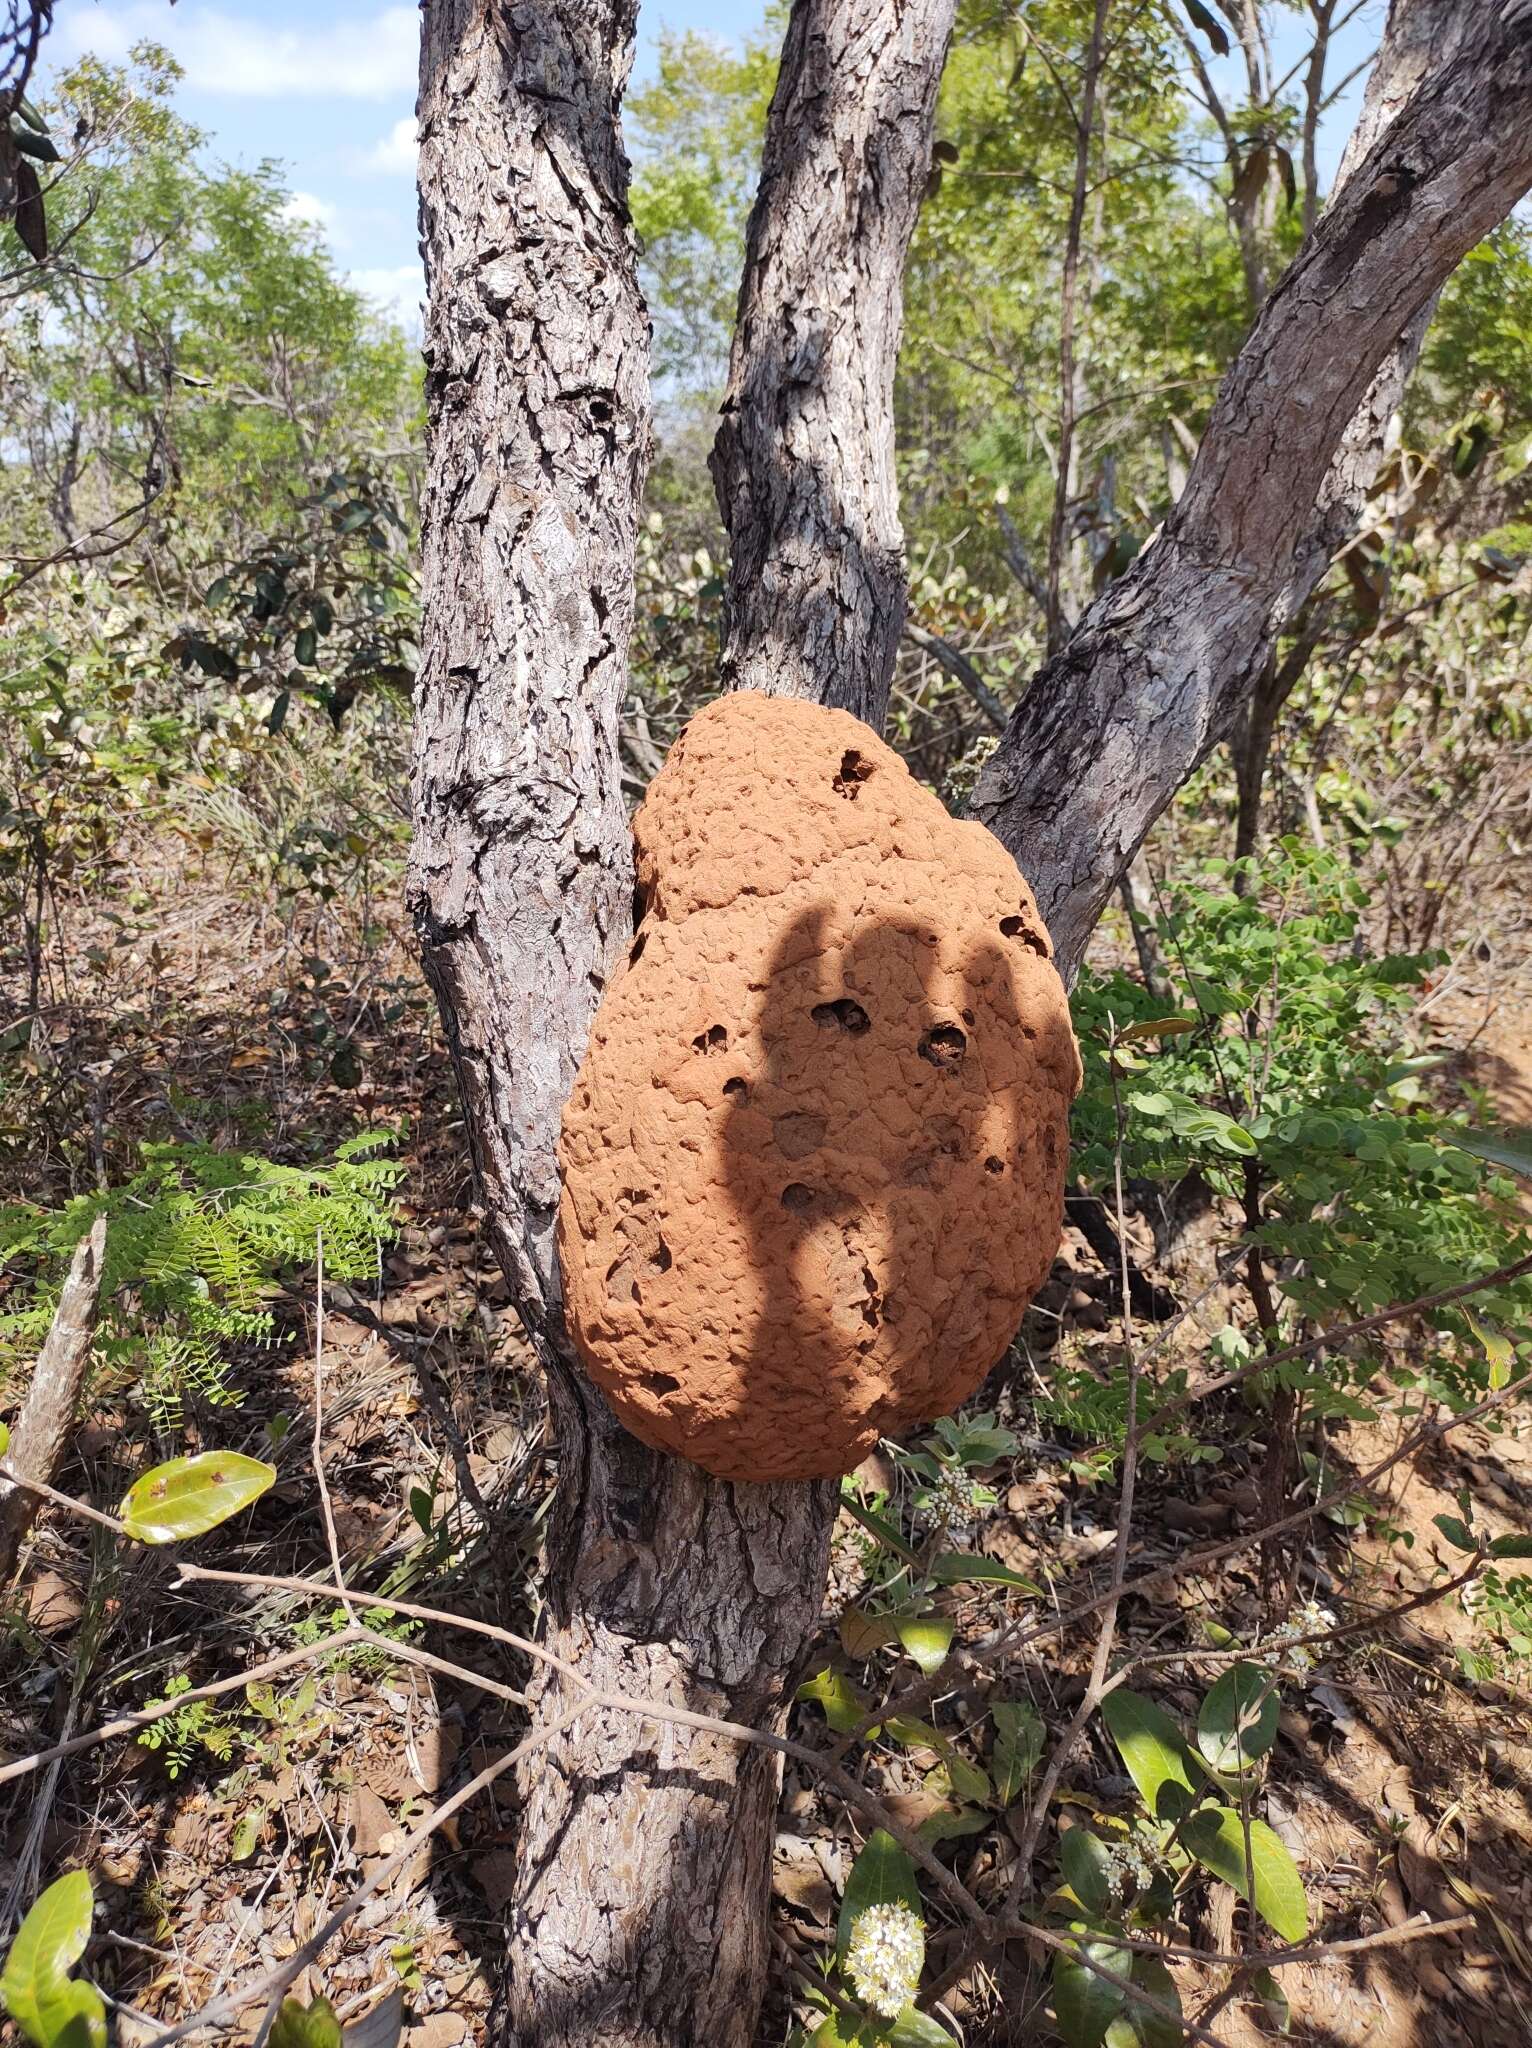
[780,1183,816,1214]
[832,749,874,799]
[722,1077,748,1101]
[918,1024,967,1070]
[812,998,870,1035]
[692,1024,728,1053]
[643,1371,680,1395]
[999,913,1048,956]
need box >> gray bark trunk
[412,4,952,2043]
[712,0,958,732]
[973,0,1532,977]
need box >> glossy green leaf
[836,1830,922,1969]
[1433,1514,1477,1555]
[0,1870,105,2048]
[797,1668,868,1737]
[887,2007,954,2046]
[928,1552,1040,1594]
[1488,1533,1532,1559]
[1197,1663,1279,1774]
[119,1451,276,1544]
[892,1615,955,1674]
[1053,1936,1130,2048]
[1128,1953,1184,2048]
[1099,1689,1198,1819]
[1059,1828,1114,1912]
[1183,1807,1308,1941]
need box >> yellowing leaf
[119,1451,276,1544]
[0,1870,106,2048]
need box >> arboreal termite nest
[557,690,1081,1483]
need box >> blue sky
[43,0,1378,334]
[44,0,766,326]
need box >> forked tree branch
[973,0,1532,974]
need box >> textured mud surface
[557,691,1080,1480]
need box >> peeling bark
[973,0,1532,976]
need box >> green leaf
[798,1668,869,1737]
[1466,1313,1514,1390]
[992,1700,1043,1804]
[1197,1663,1279,1774]
[1059,1828,1114,1912]
[267,689,292,735]
[1251,1968,1291,2034]
[1,1870,106,2048]
[1099,1689,1198,1819]
[892,1615,955,1674]
[1433,1514,1478,1555]
[839,1487,922,1565]
[270,1999,344,2048]
[294,626,319,667]
[1182,1808,1308,1940]
[1115,1015,1199,1042]
[887,2008,954,2046]
[1488,1534,1532,1559]
[1053,1936,1130,2048]
[0,1421,9,1456]
[1450,1125,1532,1179]
[119,1451,276,1544]
[928,1552,1040,1593]
[1128,1953,1185,2048]
[836,1830,923,1969]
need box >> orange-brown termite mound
[557,691,1081,1482]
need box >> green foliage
[135,1674,239,1780]
[270,1998,343,2048]
[0,1872,105,2048]
[0,1132,402,1426]
[1070,844,1532,1438]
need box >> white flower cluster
[845,1902,924,2019]
[924,1463,977,1525]
[1267,1599,1337,1676]
[1103,1835,1157,1897]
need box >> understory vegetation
[2,10,1532,2048]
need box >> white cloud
[58,5,418,99]
[359,115,419,176]
[281,190,340,234]
[350,262,425,330]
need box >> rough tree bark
[712,0,957,731]
[412,0,1532,2039]
[974,0,1532,976]
[412,4,952,2043]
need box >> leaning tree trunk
[973,0,1532,977]
[412,3,953,2042]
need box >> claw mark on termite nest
[557,691,1082,1481]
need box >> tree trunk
[973,0,1532,977]
[413,4,952,2043]
[712,0,957,732]
[411,0,1532,2038]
